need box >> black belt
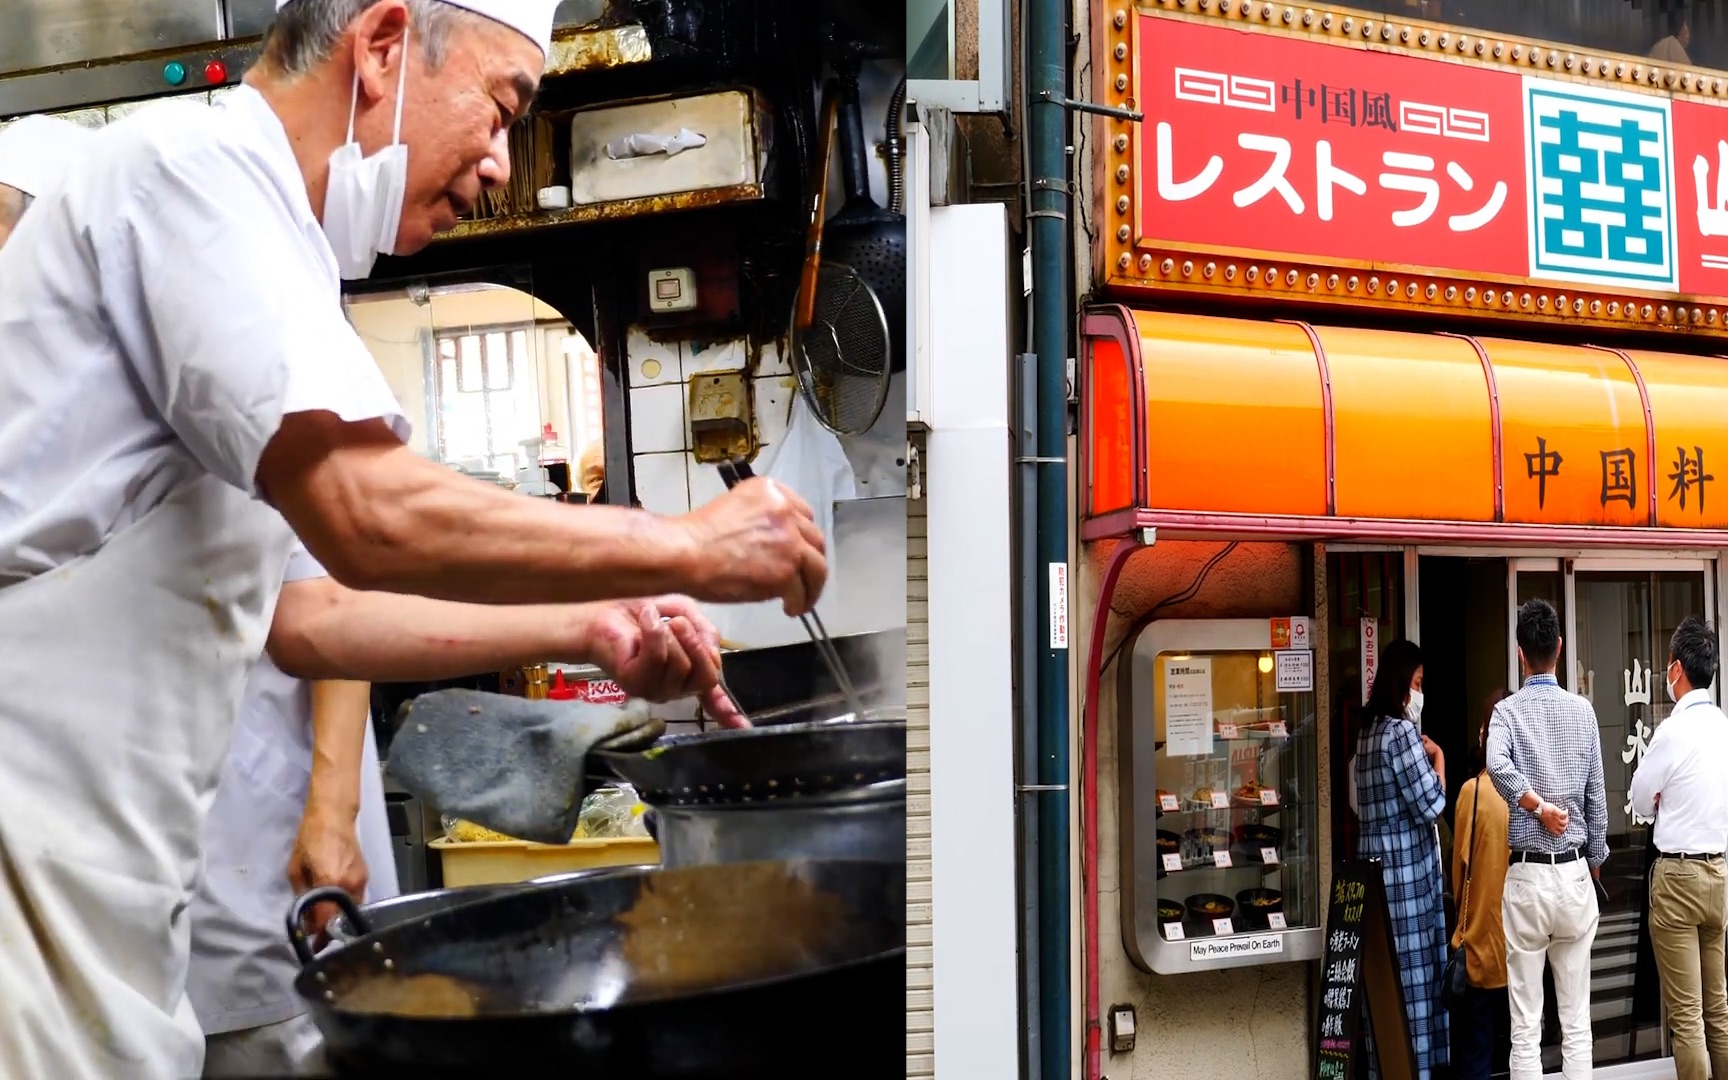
[1510,848,1582,865]
[1658,851,1725,861]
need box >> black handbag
[1443,772,1483,1008]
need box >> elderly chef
[0,1,826,1077]
[0,107,748,1078]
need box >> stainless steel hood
[0,0,639,121]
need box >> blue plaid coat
[1356,714,1449,1080]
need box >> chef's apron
[191,679,399,1038]
[0,472,292,1080]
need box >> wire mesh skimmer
[789,262,892,437]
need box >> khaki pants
[202,1012,331,1079]
[1650,856,1728,1080]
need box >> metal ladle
[715,459,867,721]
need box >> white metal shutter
[906,433,934,1077]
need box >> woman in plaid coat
[1356,638,1449,1080]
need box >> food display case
[1117,618,1323,974]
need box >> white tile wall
[758,336,792,376]
[626,329,815,517]
[686,455,729,510]
[627,327,682,387]
[754,375,796,449]
[628,383,688,454]
[632,452,690,514]
[682,338,748,379]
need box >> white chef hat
[275,0,558,57]
[0,114,96,198]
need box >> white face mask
[322,39,410,280]
[1406,688,1424,724]
[1667,664,1679,703]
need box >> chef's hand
[585,595,722,702]
[677,478,828,616]
[289,803,369,942]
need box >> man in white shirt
[0,2,824,1076]
[0,99,746,1078]
[1630,616,1728,1080]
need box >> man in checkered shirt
[1486,598,1608,1080]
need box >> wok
[325,868,649,943]
[715,627,904,719]
[595,713,906,803]
[289,859,905,1079]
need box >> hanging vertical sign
[1360,619,1379,706]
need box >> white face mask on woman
[1406,688,1424,724]
[322,36,410,280]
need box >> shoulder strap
[1457,771,1484,936]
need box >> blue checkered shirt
[1485,674,1609,867]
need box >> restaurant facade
[1072,2,1728,1077]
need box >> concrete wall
[1078,539,1315,1080]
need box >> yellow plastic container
[431,836,660,887]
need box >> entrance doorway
[1329,546,1722,1076]
[1424,557,1714,1071]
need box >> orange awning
[1081,307,1728,545]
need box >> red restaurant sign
[1104,14,1728,329]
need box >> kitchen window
[433,326,540,476]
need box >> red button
[204,60,228,84]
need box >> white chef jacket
[1629,687,1728,855]
[0,85,408,584]
[188,544,401,1035]
[0,84,407,1072]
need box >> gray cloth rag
[385,689,663,845]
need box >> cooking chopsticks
[715,459,866,720]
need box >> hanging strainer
[789,262,892,436]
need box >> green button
[163,62,187,86]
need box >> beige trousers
[1650,856,1728,1080]
[202,1012,331,1079]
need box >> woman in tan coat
[1451,689,1511,1079]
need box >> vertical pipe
[1026,0,1073,1071]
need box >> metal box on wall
[568,89,769,207]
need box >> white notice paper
[1275,650,1313,692]
[1164,658,1214,757]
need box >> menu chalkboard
[1312,860,1415,1080]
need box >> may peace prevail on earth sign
[1118,16,1728,320]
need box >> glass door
[1506,561,1714,1070]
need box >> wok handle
[288,886,370,968]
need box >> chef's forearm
[262,415,700,604]
[305,679,371,821]
[268,577,600,682]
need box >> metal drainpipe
[1025,0,1072,1072]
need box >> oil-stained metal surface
[436,183,766,243]
[688,369,756,464]
[545,25,653,76]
